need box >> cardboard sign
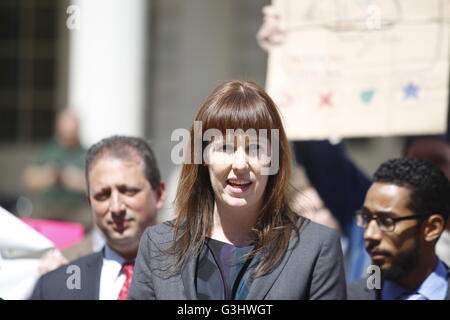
[266,0,450,139]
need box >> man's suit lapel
[77,252,103,299]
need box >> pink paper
[20,218,85,250]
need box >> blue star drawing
[403,82,419,100]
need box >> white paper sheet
[0,207,55,299]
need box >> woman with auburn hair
[129,80,346,300]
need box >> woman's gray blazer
[129,217,347,300]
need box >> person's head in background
[405,128,450,229]
[85,136,166,260]
[358,158,450,290]
[405,112,450,180]
[55,109,81,149]
[405,137,450,181]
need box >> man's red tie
[117,262,134,300]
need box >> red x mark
[320,92,333,107]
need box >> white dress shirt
[99,245,129,300]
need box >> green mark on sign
[361,89,375,104]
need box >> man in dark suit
[348,157,450,300]
[30,136,166,300]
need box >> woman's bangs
[202,95,276,136]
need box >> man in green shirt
[22,109,92,232]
